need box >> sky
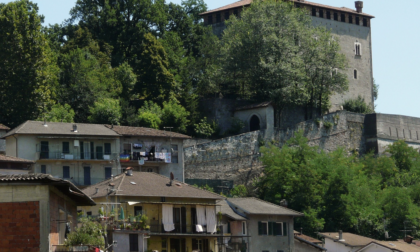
[0,0,417,118]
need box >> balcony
[37,151,118,161]
[119,152,170,163]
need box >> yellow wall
[148,236,218,252]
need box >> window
[334,12,338,21]
[224,11,229,20]
[171,144,179,164]
[105,167,112,179]
[349,15,353,24]
[161,197,166,202]
[216,13,221,23]
[355,42,362,56]
[326,11,331,19]
[208,15,213,24]
[62,142,70,154]
[242,221,247,235]
[341,13,345,22]
[294,3,300,8]
[129,234,139,252]
[233,9,238,16]
[311,7,316,17]
[354,69,358,79]
[162,239,167,252]
[363,18,368,27]
[147,168,153,173]
[356,16,360,25]
[41,165,46,174]
[134,206,143,216]
[104,143,111,155]
[63,166,70,179]
[258,221,268,235]
[86,211,92,216]
[319,9,323,18]
[274,222,283,236]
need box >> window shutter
[273,222,278,236]
[359,44,362,55]
[258,222,262,235]
[283,222,288,236]
[268,222,273,235]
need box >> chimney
[43,118,48,127]
[95,188,99,194]
[73,124,78,132]
[338,230,344,241]
[355,1,363,13]
[126,167,133,176]
[280,199,288,208]
[404,235,414,244]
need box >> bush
[88,98,122,125]
[342,96,374,114]
[194,117,216,138]
[230,185,248,197]
[228,117,245,135]
[64,217,105,249]
[161,100,190,133]
[38,104,75,123]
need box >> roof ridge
[14,120,30,134]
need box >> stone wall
[184,111,365,184]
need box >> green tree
[230,185,248,198]
[194,117,215,138]
[64,217,105,249]
[0,0,59,127]
[88,98,122,125]
[161,100,190,133]
[37,104,75,123]
[137,101,163,129]
[342,95,374,114]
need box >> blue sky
[0,0,416,118]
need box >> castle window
[363,18,368,27]
[233,9,238,16]
[208,15,213,24]
[216,13,221,23]
[312,7,316,17]
[341,13,346,22]
[334,13,338,21]
[356,16,360,25]
[224,11,229,21]
[319,9,324,18]
[355,42,362,56]
[349,15,353,24]
[354,69,358,79]
[326,11,331,19]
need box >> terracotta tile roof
[105,125,191,139]
[319,232,376,247]
[0,174,95,206]
[200,0,374,18]
[0,155,34,163]
[226,197,304,216]
[2,121,119,138]
[82,171,224,200]
[218,199,246,220]
[294,231,323,244]
[235,101,272,111]
[0,124,10,130]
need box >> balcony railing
[119,152,168,163]
[37,151,118,161]
[111,220,214,235]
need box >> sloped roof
[0,124,10,130]
[0,155,34,163]
[218,199,246,220]
[226,197,304,216]
[2,121,119,138]
[357,241,420,252]
[294,235,327,251]
[0,174,95,206]
[235,101,272,111]
[82,171,224,200]
[105,125,191,139]
[319,232,376,247]
[200,0,374,18]
[294,231,323,244]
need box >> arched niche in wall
[250,115,261,132]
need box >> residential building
[358,240,420,252]
[219,197,304,252]
[0,154,34,175]
[319,231,376,252]
[200,0,375,112]
[0,173,95,252]
[105,125,191,182]
[2,120,121,187]
[218,199,248,252]
[294,231,326,252]
[0,123,10,154]
[80,170,224,252]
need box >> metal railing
[38,151,118,161]
[119,153,166,162]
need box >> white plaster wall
[324,238,360,252]
[113,232,145,252]
[17,135,38,160]
[5,136,16,156]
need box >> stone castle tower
[200,0,375,113]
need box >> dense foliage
[64,217,105,249]
[257,131,420,239]
[343,95,375,114]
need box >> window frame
[62,142,70,154]
[355,42,362,56]
[41,165,47,174]
[260,221,268,236]
[63,166,70,179]
[129,233,139,252]
[274,222,283,236]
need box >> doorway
[170,238,186,252]
[84,166,91,185]
[250,115,261,131]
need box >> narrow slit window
[355,42,362,56]
[349,15,353,24]
[354,69,358,79]
[356,16,360,25]
[208,15,213,24]
[334,12,338,21]
[341,13,346,22]
[363,18,368,27]
[326,11,331,19]
[312,7,316,17]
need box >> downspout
[13,135,18,157]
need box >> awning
[128,201,140,205]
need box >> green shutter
[283,222,288,236]
[273,222,278,236]
[258,221,262,235]
[268,222,273,235]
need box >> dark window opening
[62,142,70,154]
[105,167,112,179]
[224,11,229,20]
[104,143,111,155]
[63,166,70,179]
[334,12,338,21]
[86,211,92,216]
[349,15,353,23]
[41,165,46,174]
[233,9,238,16]
[326,11,331,19]
[341,13,346,22]
[295,3,300,8]
[216,13,221,23]
[258,222,268,235]
[274,223,283,235]
[161,197,166,202]
[312,7,316,16]
[354,69,358,79]
[134,206,143,216]
[319,9,324,18]
[208,15,213,24]
[250,115,260,131]
[129,234,139,252]
[363,18,368,27]
[356,16,360,25]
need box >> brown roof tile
[200,0,374,18]
[235,101,272,111]
[105,125,191,139]
[82,171,224,200]
[294,231,323,244]
[0,124,10,130]
[358,241,420,252]
[0,155,34,163]
[319,232,376,247]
